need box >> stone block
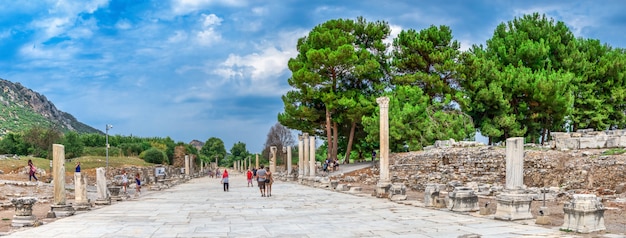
[579,137,606,149]
[561,194,606,233]
[424,184,444,207]
[448,187,478,212]
[535,215,551,225]
[606,136,620,148]
[479,207,490,215]
[555,138,579,150]
[494,193,533,221]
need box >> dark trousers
[223,183,229,191]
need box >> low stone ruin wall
[552,129,626,150]
[388,145,626,194]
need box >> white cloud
[170,0,247,15]
[211,30,303,96]
[115,19,132,30]
[196,13,222,46]
[168,30,188,43]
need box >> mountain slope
[0,78,101,135]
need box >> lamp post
[105,124,113,171]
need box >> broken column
[495,137,532,221]
[375,97,391,198]
[255,154,259,171]
[95,167,111,205]
[50,144,75,217]
[184,155,190,177]
[286,146,292,177]
[73,172,90,210]
[11,197,38,227]
[270,146,277,174]
[561,194,606,233]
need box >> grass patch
[0,156,154,174]
[602,148,626,155]
[2,218,9,221]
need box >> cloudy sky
[0,0,624,153]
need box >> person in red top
[221,169,229,192]
[246,168,253,187]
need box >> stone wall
[552,129,626,150]
[388,144,626,194]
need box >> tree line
[279,13,626,162]
[0,126,260,168]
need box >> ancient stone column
[11,197,37,227]
[505,137,524,190]
[184,155,190,176]
[309,136,316,177]
[303,133,310,177]
[53,144,66,205]
[73,172,89,209]
[50,144,75,217]
[255,154,259,170]
[248,157,251,169]
[233,161,236,171]
[298,136,304,179]
[270,146,277,173]
[376,97,391,198]
[287,146,292,176]
[95,167,110,205]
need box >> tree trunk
[332,122,339,161]
[344,121,356,164]
[325,107,333,160]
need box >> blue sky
[0,0,624,153]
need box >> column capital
[376,96,390,108]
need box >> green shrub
[602,148,626,155]
[140,148,169,164]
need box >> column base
[50,204,75,217]
[494,193,533,221]
[375,181,391,198]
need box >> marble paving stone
[5,175,568,237]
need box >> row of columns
[297,133,317,179]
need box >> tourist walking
[135,173,142,196]
[266,169,274,197]
[27,159,38,181]
[246,169,253,187]
[75,162,81,173]
[256,165,267,197]
[252,167,257,186]
[221,169,229,192]
[122,170,129,194]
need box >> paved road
[5,174,573,238]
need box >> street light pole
[105,124,113,171]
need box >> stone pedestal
[561,194,606,233]
[448,187,478,212]
[536,215,551,225]
[389,183,407,201]
[494,193,533,221]
[375,182,391,198]
[424,184,445,207]
[50,204,75,217]
[10,197,38,227]
[109,186,123,201]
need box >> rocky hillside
[0,78,100,135]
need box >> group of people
[219,164,273,197]
[121,170,142,196]
[322,158,339,173]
